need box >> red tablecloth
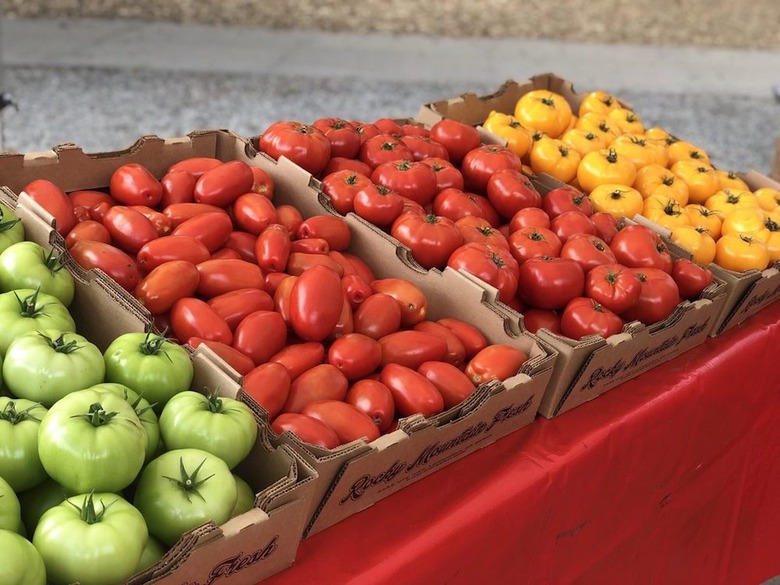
[264,301,780,585]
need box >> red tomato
[331,294,355,339]
[169,296,233,344]
[671,258,714,300]
[412,320,467,368]
[282,364,349,413]
[560,234,617,273]
[421,157,464,192]
[167,157,222,178]
[508,226,562,265]
[380,363,445,418]
[378,330,448,370]
[390,212,464,270]
[353,292,403,339]
[461,145,522,194]
[517,256,585,310]
[560,297,625,340]
[193,160,254,207]
[231,192,279,236]
[550,210,597,243]
[207,287,274,331]
[301,400,381,444]
[322,157,373,178]
[610,224,674,273]
[436,317,488,359]
[258,120,332,176]
[401,123,429,137]
[590,211,622,244]
[373,118,404,135]
[255,224,291,273]
[109,163,163,207]
[162,202,228,227]
[128,205,173,237]
[69,189,115,210]
[64,220,111,249]
[428,119,482,165]
[522,308,562,335]
[275,204,304,237]
[271,412,339,449]
[353,183,405,227]
[622,267,681,324]
[584,263,643,314]
[417,361,477,409]
[195,258,265,299]
[342,252,376,284]
[136,235,211,273]
[312,118,362,159]
[358,134,414,169]
[328,251,356,275]
[290,265,344,341]
[447,242,520,303]
[400,135,450,162]
[187,337,255,377]
[321,170,373,215]
[370,278,428,326]
[433,188,495,225]
[250,167,275,200]
[233,310,287,365]
[345,379,395,432]
[455,216,509,249]
[486,169,542,220]
[222,230,258,263]
[465,344,528,385]
[351,121,382,145]
[134,260,200,315]
[269,342,326,381]
[160,170,197,207]
[242,362,291,418]
[286,252,344,276]
[23,179,77,236]
[371,160,438,207]
[171,211,233,252]
[264,271,292,296]
[212,248,241,261]
[510,207,552,231]
[297,215,352,252]
[289,238,329,255]
[342,274,373,309]
[327,333,383,380]
[102,205,159,254]
[542,186,593,218]
[68,240,140,291]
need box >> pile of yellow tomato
[482,89,780,273]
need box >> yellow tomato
[704,189,760,216]
[578,90,622,117]
[666,140,711,168]
[529,136,581,184]
[715,169,749,192]
[643,126,676,145]
[684,204,723,240]
[607,107,645,135]
[720,206,766,237]
[560,127,607,158]
[714,233,770,272]
[633,163,689,204]
[514,90,573,139]
[754,187,780,212]
[589,183,644,219]
[642,194,692,230]
[577,148,637,194]
[483,111,533,159]
[576,112,622,143]
[670,225,717,265]
[671,160,720,204]
[610,134,668,170]
[753,211,780,262]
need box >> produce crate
[0,130,557,539]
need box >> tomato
[353,183,405,227]
[195,258,264,299]
[161,169,197,207]
[191,160,254,207]
[421,157,465,192]
[372,118,404,135]
[0,288,76,355]
[168,157,222,178]
[370,279,428,326]
[461,145,522,194]
[428,119,481,164]
[607,107,644,135]
[321,170,373,215]
[269,341,326,381]
[159,391,257,469]
[353,292,403,339]
[0,204,24,255]
[610,224,673,273]
[684,204,723,240]
[390,212,464,269]
[0,397,47,492]
[377,330,448,370]
[560,127,608,158]
[550,210,597,243]
[345,379,395,432]
[107,162,162,207]
[68,189,115,209]
[0,241,75,306]
[508,226,562,265]
[282,363,349,413]
[302,400,381,444]
[447,242,519,303]
[517,256,585,310]
[128,204,173,237]
[560,233,616,272]
[522,308,562,334]
[221,230,258,263]
[272,274,297,325]
[22,179,77,236]
[399,134,448,161]
[289,265,344,341]
[271,412,339,449]
[188,289,265,335]
[188,337,254,376]
[436,317,488,359]
[671,258,714,300]
[465,344,528,385]
[326,333,382,380]
[560,297,624,340]
[576,112,622,144]
[669,225,717,265]
[233,310,287,365]
[514,90,573,138]
[133,259,199,315]
[342,273,373,309]
[371,160,438,207]
[297,215,351,252]
[714,233,770,272]
[484,168,541,220]
[229,192,278,236]
[412,319,467,367]
[380,363,444,418]
[97,206,156,256]
[622,267,681,324]
[577,148,637,194]
[161,203,227,228]
[289,237,328,255]
[670,160,720,205]
[529,137,581,183]
[720,206,766,238]
[286,251,343,276]
[133,447,237,546]
[482,110,533,158]
[171,211,233,252]
[417,361,477,410]
[611,133,667,170]
[323,156,372,179]
[242,362,291,419]
[259,120,331,175]
[584,263,642,314]
[342,252,377,283]
[170,296,233,345]
[540,185,592,218]
[312,117,361,159]
[633,164,689,205]
[510,206,552,231]
[667,139,711,167]
[455,216,509,250]
[34,492,148,585]
[590,211,622,245]
[755,187,780,212]
[358,134,413,169]
[0,528,46,585]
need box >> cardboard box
[0,169,318,584]
[772,136,780,182]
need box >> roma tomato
[251,166,275,200]
[171,211,233,252]
[271,412,339,449]
[321,170,373,215]
[109,163,163,207]
[428,119,481,165]
[193,160,254,207]
[436,317,488,359]
[328,333,383,380]
[297,215,352,252]
[412,320,467,367]
[69,240,140,291]
[160,169,197,207]
[64,219,111,249]
[486,168,542,219]
[342,273,373,309]
[232,192,279,236]
[102,205,159,254]
[461,145,522,194]
[223,230,259,263]
[370,278,428,326]
[610,224,673,273]
[206,287,273,330]
[287,251,344,276]
[187,337,255,376]
[345,379,395,432]
[22,179,77,236]
[584,262,642,314]
[196,258,264,299]
[447,242,520,303]
[168,157,222,178]
[378,330,449,370]
[68,189,115,210]
[417,361,477,409]
[371,160,438,207]
[232,310,287,365]
[259,121,332,176]
[301,400,381,444]
[354,292,403,339]
[290,265,344,341]
[242,362,291,419]
[289,237,329,255]
[282,364,349,413]
[517,256,585,310]
[560,233,616,272]
[269,341,326,381]
[465,344,528,385]
[391,212,464,269]
[135,259,200,315]
[560,297,624,339]
[255,224,291,273]
[170,297,233,345]
[380,363,444,418]
[508,226,562,265]
[671,258,714,300]
[129,205,173,237]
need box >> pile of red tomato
[20,157,529,450]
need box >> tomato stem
[0,400,44,424]
[163,457,215,503]
[71,402,119,427]
[67,492,115,524]
[0,217,20,234]
[40,332,81,354]
[138,331,173,360]
[14,287,44,318]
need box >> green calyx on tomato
[0,397,48,492]
[0,204,25,255]
[163,456,216,503]
[0,242,75,306]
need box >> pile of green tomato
[0,204,261,585]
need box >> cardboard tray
[0,157,318,585]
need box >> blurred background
[0,1,779,174]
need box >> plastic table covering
[263,301,780,585]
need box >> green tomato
[103,332,194,413]
[0,204,25,255]
[0,288,75,355]
[0,475,21,533]
[0,528,46,585]
[133,448,237,547]
[37,387,146,493]
[137,534,166,572]
[159,391,258,469]
[17,478,75,537]
[231,473,256,518]
[3,330,105,407]
[0,397,48,492]
[88,382,161,463]
[0,241,75,307]
[33,492,148,585]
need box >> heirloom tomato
[510,207,552,231]
[0,528,46,585]
[391,212,464,269]
[560,234,616,272]
[590,211,623,245]
[633,163,689,205]
[400,134,450,161]
[755,212,780,261]
[465,344,528,385]
[110,163,163,207]
[642,194,691,230]
[529,137,581,183]
[705,189,759,217]
[589,184,643,219]
[0,204,25,254]
[482,110,532,158]
[671,258,714,300]
[508,226,562,265]
[607,107,644,135]
[670,160,720,205]
[715,169,749,193]
[576,112,622,144]
[312,117,361,159]
[301,400,380,444]
[0,241,74,306]
[0,397,48,492]
[755,187,780,212]
[380,363,444,418]
[576,148,637,194]
[359,134,413,169]
[714,233,770,272]
[323,157,372,178]
[461,145,522,193]
[550,210,597,243]
[455,216,509,249]
[346,379,395,432]
[521,308,562,335]
[560,127,607,158]
[448,242,520,303]
[0,288,75,355]
[560,297,624,340]
[622,267,681,324]
[0,475,21,533]
[421,157,465,192]
[258,121,331,176]
[666,139,711,167]
[321,170,373,215]
[517,256,585,310]
[610,224,673,273]
[485,168,541,219]
[271,412,339,449]
[433,188,498,226]
[669,225,717,265]
[428,118,482,164]
[514,90,573,138]
[611,134,668,170]
[578,90,621,117]
[371,159,438,206]
[23,179,77,236]
[584,263,642,314]
[353,183,405,227]
[542,186,593,218]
